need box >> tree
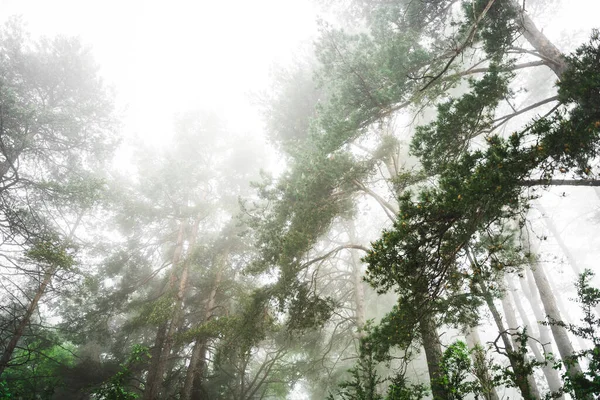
[0,16,117,378]
[253,0,600,397]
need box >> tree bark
[507,277,563,397]
[419,314,449,400]
[510,1,568,77]
[348,223,366,335]
[528,261,588,396]
[535,201,581,276]
[0,214,82,378]
[500,290,541,398]
[0,267,55,377]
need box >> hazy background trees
[0,1,599,399]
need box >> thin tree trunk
[348,223,366,335]
[500,290,541,398]
[0,214,83,378]
[528,261,588,396]
[507,277,563,396]
[535,201,581,276]
[0,268,54,377]
[143,219,189,400]
[480,282,541,400]
[419,314,449,400]
[181,251,225,400]
[464,326,500,400]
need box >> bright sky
[0,0,319,146]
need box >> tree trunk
[143,219,189,400]
[464,326,500,400]
[507,277,563,397]
[181,251,225,400]
[0,267,55,377]
[500,290,541,398]
[511,1,568,77]
[419,314,448,400]
[535,201,581,276]
[0,215,82,378]
[528,262,588,396]
[480,282,540,400]
[348,222,366,335]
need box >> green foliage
[548,270,600,397]
[91,345,149,400]
[25,239,75,270]
[328,333,428,400]
[411,63,513,173]
[365,30,600,316]
[385,375,428,400]
[461,0,519,59]
[2,339,76,399]
[438,341,472,399]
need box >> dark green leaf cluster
[366,30,600,311]
[328,328,429,400]
[411,64,513,173]
[461,0,519,60]
[314,26,430,154]
[249,152,368,276]
[1,336,76,399]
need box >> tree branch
[352,179,398,221]
[301,244,370,271]
[420,0,497,92]
[521,179,600,187]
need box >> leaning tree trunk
[464,326,500,400]
[479,282,541,400]
[0,215,83,378]
[348,222,366,335]
[506,277,563,397]
[528,261,588,397]
[510,1,568,77]
[500,290,542,399]
[535,201,581,276]
[0,267,55,377]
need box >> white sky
[0,0,319,146]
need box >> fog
[0,1,599,399]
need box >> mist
[0,1,599,399]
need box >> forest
[0,0,600,399]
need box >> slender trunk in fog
[181,252,226,400]
[524,226,589,397]
[535,201,581,276]
[144,219,189,400]
[525,267,587,354]
[507,277,563,396]
[480,282,540,400]
[464,327,500,400]
[348,223,366,335]
[529,262,588,396]
[0,216,82,378]
[500,290,541,397]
